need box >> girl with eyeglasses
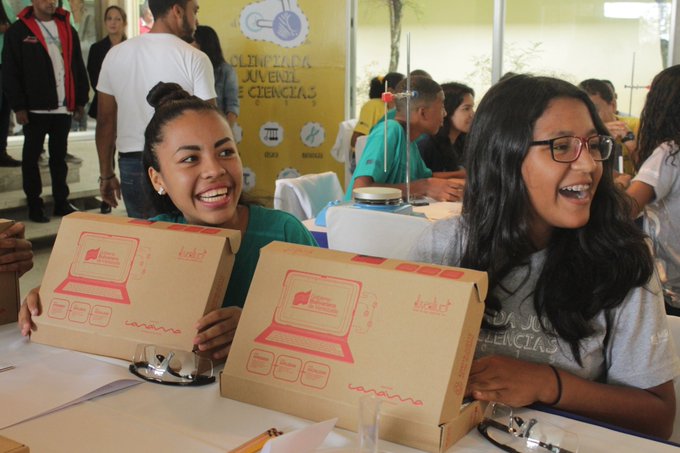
[625,65,680,316]
[410,74,679,438]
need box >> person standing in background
[192,24,238,127]
[139,0,152,34]
[2,0,89,222]
[87,5,125,121]
[65,0,92,135]
[87,4,125,214]
[624,65,680,315]
[67,0,92,61]
[0,0,21,167]
[95,0,215,219]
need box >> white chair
[667,314,680,443]
[329,118,358,189]
[273,171,344,221]
[326,205,430,260]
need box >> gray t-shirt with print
[409,215,680,389]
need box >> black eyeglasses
[478,402,579,453]
[529,135,614,163]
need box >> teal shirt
[345,119,433,200]
[151,205,318,309]
[0,0,17,62]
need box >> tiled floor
[2,131,128,301]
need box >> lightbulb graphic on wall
[240,0,309,48]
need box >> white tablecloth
[1,323,677,452]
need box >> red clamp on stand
[381,91,395,103]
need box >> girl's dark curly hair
[635,65,680,170]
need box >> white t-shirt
[32,19,68,114]
[409,216,680,389]
[97,33,216,153]
[633,141,680,305]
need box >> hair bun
[147,82,192,109]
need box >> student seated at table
[579,78,639,177]
[409,74,680,438]
[624,64,680,316]
[0,221,33,276]
[350,72,404,149]
[19,83,317,360]
[369,69,433,132]
[417,82,474,178]
[344,76,464,202]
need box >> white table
[303,202,463,249]
[1,323,677,452]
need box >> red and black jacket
[2,6,89,113]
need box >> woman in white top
[625,65,680,313]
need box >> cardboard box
[220,242,487,452]
[0,219,20,326]
[32,212,240,361]
[0,435,29,453]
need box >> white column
[492,0,506,85]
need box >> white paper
[0,349,141,428]
[262,418,338,453]
[414,201,462,221]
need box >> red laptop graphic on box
[255,270,362,363]
[55,232,139,304]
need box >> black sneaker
[28,206,49,223]
[100,201,112,214]
[54,201,78,216]
[0,153,21,167]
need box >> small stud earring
[158,187,165,195]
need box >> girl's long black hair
[193,25,225,69]
[460,75,653,364]
[636,64,680,170]
[429,82,474,160]
[437,82,474,140]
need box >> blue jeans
[118,153,157,219]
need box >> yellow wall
[201,0,347,198]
